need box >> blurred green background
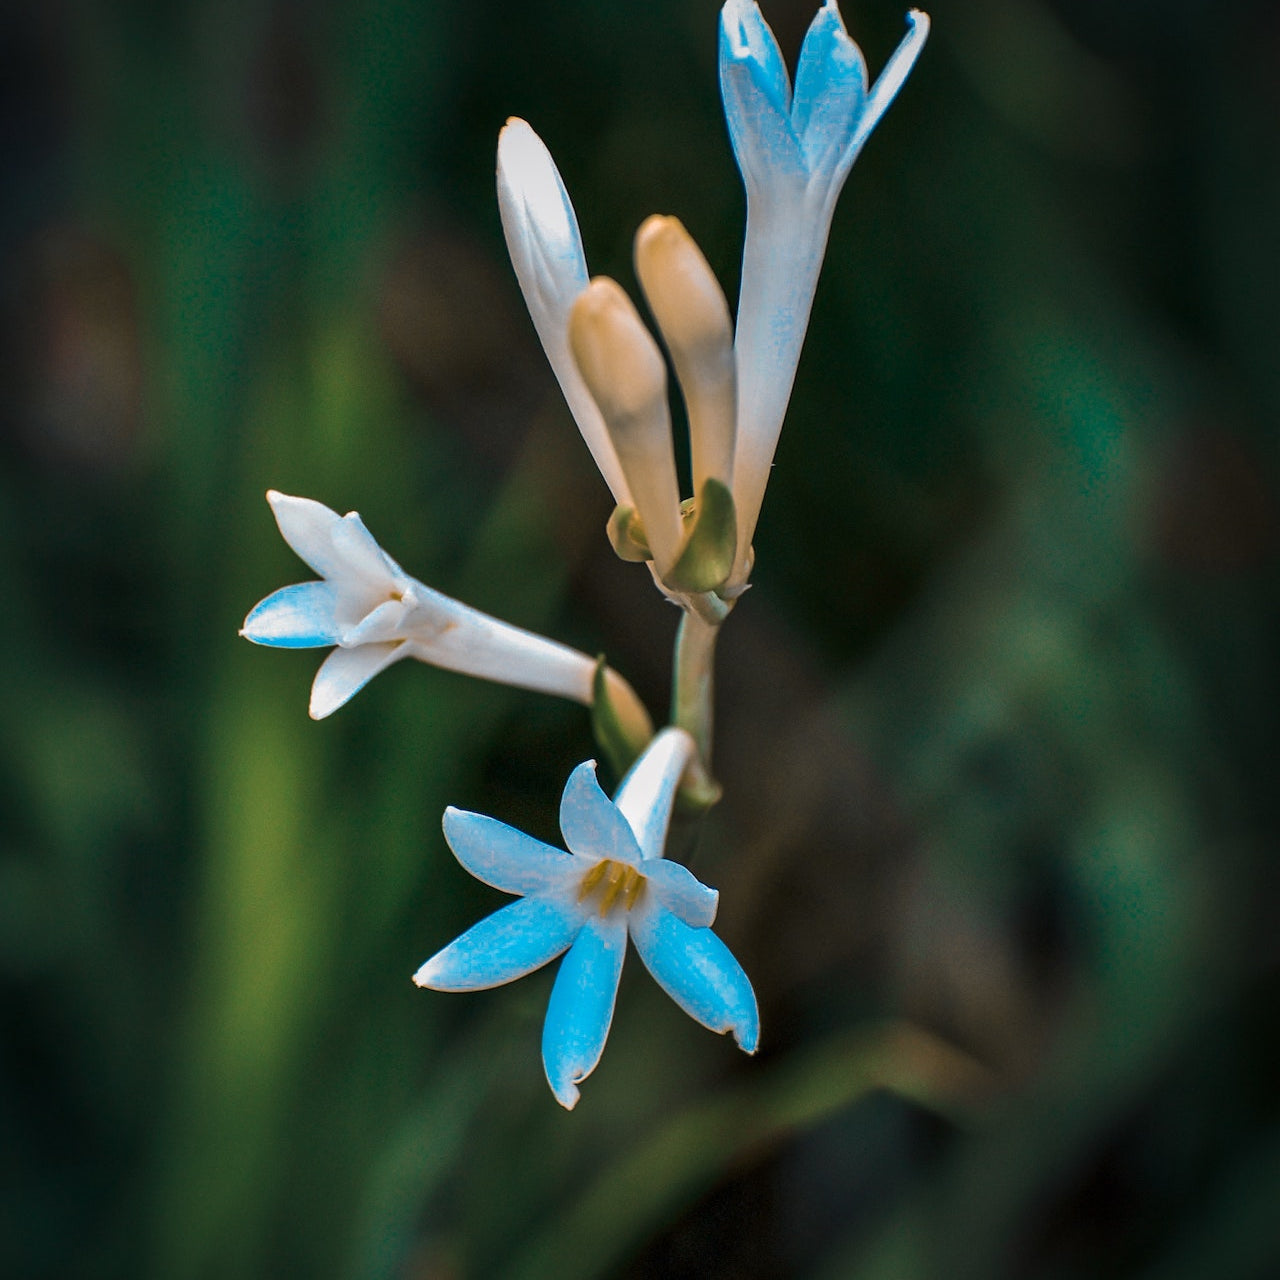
[3,0,1279,1276]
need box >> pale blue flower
[720,0,929,584]
[241,491,617,720]
[414,728,759,1109]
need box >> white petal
[308,641,407,718]
[266,492,348,579]
[559,762,642,865]
[441,807,580,897]
[266,492,400,614]
[497,119,631,506]
[643,858,718,929]
[330,510,405,589]
[340,598,414,646]
[613,728,696,860]
[848,10,930,160]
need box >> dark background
[3,0,1279,1276]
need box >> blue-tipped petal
[719,0,805,185]
[308,640,406,719]
[644,859,718,930]
[613,728,695,861]
[631,901,759,1053]
[559,761,643,865]
[542,914,628,1109]
[442,807,579,897]
[241,581,340,648]
[791,1,869,174]
[720,0,793,116]
[414,895,582,992]
[848,9,930,159]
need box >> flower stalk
[672,608,722,768]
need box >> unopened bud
[634,215,735,495]
[570,278,682,572]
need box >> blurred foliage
[2,0,1279,1277]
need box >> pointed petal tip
[720,0,762,53]
[551,1078,581,1110]
[497,116,551,172]
[412,960,437,988]
[308,676,342,720]
[904,10,930,47]
[567,758,602,788]
[734,1018,760,1055]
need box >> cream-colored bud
[569,278,666,423]
[569,278,683,572]
[634,215,736,496]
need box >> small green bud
[591,656,653,777]
[605,504,653,563]
[662,477,737,594]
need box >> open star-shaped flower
[414,728,759,1108]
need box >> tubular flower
[414,728,759,1109]
[240,491,650,730]
[720,0,930,585]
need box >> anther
[577,858,647,917]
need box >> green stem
[672,608,721,767]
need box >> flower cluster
[240,0,928,1107]
[501,0,928,597]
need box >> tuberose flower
[414,728,759,1109]
[241,490,650,729]
[720,0,929,584]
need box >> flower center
[577,858,646,917]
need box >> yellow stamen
[577,860,608,902]
[624,872,646,910]
[597,862,628,916]
[577,858,646,917]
